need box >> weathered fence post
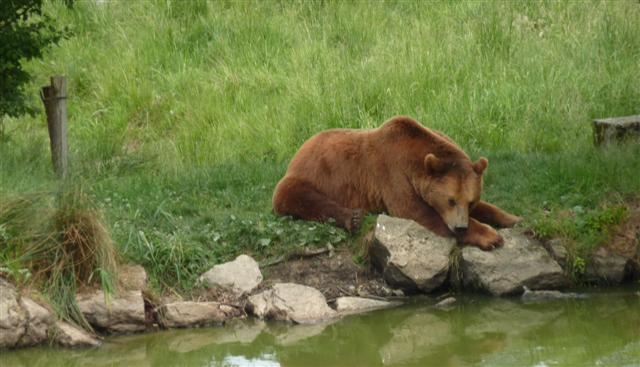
[41,75,69,178]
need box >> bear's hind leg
[471,201,521,228]
[273,177,362,232]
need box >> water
[2,287,639,367]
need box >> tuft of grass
[532,202,629,281]
[0,184,117,328]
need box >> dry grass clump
[0,185,118,326]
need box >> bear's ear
[425,154,445,175]
[473,157,488,175]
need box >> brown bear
[272,116,521,250]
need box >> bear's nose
[454,226,468,235]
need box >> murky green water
[2,287,639,367]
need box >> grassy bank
[1,0,639,295]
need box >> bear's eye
[448,198,457,207]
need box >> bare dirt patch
[260,247,392,301]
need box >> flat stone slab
[157,301,237,328]
[76,290,146,333]
[199,254,263,297]
[369,215,456,293]
[0,279,27,348]
[461,229,567,295]
[585,247,629,285]
[247,283,336,324]
[593,115,640,146]
[521,286,588,303]
[53,321,102,348]
[16,297,54,347]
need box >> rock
[199,254,263,297]
[434,297,457,309]
[461,229,567,296]
[247,283,336,324]
[391,289,405,297]
[0,279,27,348]
[16,297,54,347]
[585,247,629,284]
[521,286,587,302]
[119,264,147,290]
[53,320,102,348]
[156,301,238,328]
[76,290,146,333]
[545,239,568,268]
[333,296,399,315]
[369,215,456,293]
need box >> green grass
[1,0,639,292]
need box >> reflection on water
[222,353,280,367]
[1,287,638,367]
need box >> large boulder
[247,283,336,324]
[16,297,54,347]
[584,247,629,284]
[0,278,27,348]
[369,215,456,293]
[1,279,62,348]
[76,290,146,333]
[461,229,567,295]
[199,254,263,297]
[156,301,241,328]
[53,320,102,348]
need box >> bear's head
[416,154,488,235]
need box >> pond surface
[2,287,639,367]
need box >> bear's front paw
[475,232,504,251]
[464,224,503,251]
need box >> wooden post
[41,76,69,178]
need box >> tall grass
[0,184,117,328]
[5,0,638,169]
[1,0,639,291]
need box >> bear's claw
[475,233,504,251]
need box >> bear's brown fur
[272,116,520,250]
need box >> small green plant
[533,203,629,282]
[533,204,628,253]
[568,256,586,282]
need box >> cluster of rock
[0,256,398,350]
[0,278,101,349]
[2,215,636,350]
[370,215,637,295]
